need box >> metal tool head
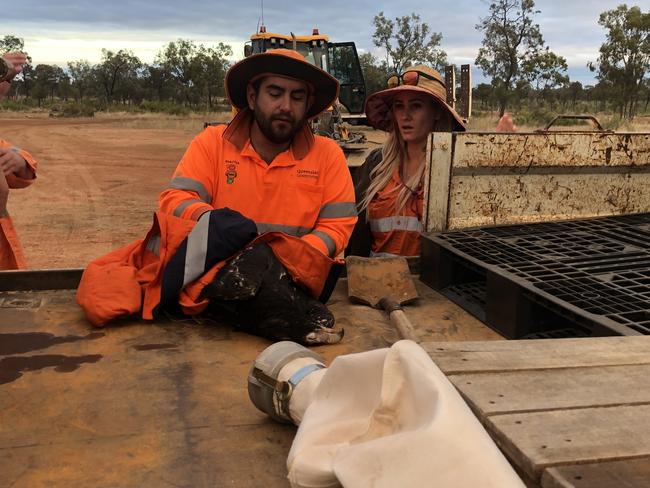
[345,256,419,308]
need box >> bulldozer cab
[245,29,366,116]
[328,42,365,115]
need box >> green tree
[196,43,232,109]
[568,81,584,108]
[143,64,172,102]
[358,52,391,96]
[31,64,65,106]
[473,83,495,109]
[67,60,94,101]
[156,39,232,108]
[588,4,650,119]
[475,0,567,116]
[0,35,26,55]
[156,39,204,105]
[372,12,448,75]
[94,49,142,103]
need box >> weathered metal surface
[346,256,418,308]
[459,65,472,120]
[0,278,498,488]
[445,65,456,108]
[453,132,650,168]
[447,173,650,229]
[425,131,650,232]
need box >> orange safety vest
[77,211,342,327]
[0,139,38,270]
[367,167,423,257]
[78,110,354,327]
[159,109,357,259]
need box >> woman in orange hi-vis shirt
[0,51,37,269]
[347,65,466,258]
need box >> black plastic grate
[422,213,650,337]
[520,327,590,340]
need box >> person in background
[347,66,465,258]
[0,51,37,269]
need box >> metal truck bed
[0,270,495,487]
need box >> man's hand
[0,52,27,99]
[0,171,9,217]
[496,113,517,133]
[2,52,27,75]
[0,146,31,179]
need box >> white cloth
[287,340,524,488]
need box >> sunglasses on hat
[387,70,443,89]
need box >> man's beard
[254,109,306,144]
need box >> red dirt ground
[2,113,211,269]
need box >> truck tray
[421,213,650,339]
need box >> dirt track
[3,112,385,269]
[3,114,210,268]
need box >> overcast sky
[3,0,636,85]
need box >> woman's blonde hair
[359,100,450,216]
[358,129,422,216]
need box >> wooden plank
[422,336,650,374]
[423,132,453,232]
[486,405,650,481]
[450,364,650,415]
[542,457,650,488]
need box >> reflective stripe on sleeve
[173,199,204,217]
[318,201,357,219]
[146,234,161,256]
[183,212,210,287]
[168,177,212,203]
[255,222,312,237]
[369,216,423,233]
[310,230,336,257]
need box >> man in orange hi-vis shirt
[159,48,357,259]
[78,49,356,345]
[0,52,37,270]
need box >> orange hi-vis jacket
[159,109,357,259]
[367,166,423,257]
[77,111,356,327]
[0,139,38,270]
[77,208,346,327]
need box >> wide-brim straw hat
[365,65,466,132]
[225,48,340,119]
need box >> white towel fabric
[286,340,525,488]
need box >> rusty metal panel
[444,65,456,108]
[447,172,650,229]
[459,65,472,120]
[453,132,650,168]
[424,131,650,231]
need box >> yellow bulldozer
[243,26,373,166]
[245,26,367,121]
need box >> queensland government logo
[225,160,238,184]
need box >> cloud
[4,0,626,83]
